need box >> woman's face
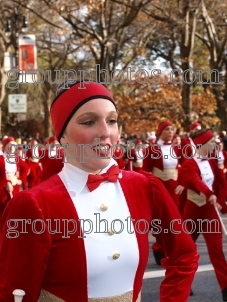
[160,126,174,142]
[172,136,181,145]
[199,137,215,156]
[5,142,17,155]
[60,98,119,173]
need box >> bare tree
[195,0,227,130]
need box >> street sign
[8,94,27,113]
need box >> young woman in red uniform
[179,129,227,302]
[179,122,201,163]
[0,137,29,218]
[0,81,198,302]
[143,121,182,265]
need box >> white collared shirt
[157,139,178,169]
[136,149,144,163]
[58,158,139,298]
[194,156,214,190]
[217,151,224,165]
[3,152,17,177]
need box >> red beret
[48,136,58,144]
[192,129,214,146]
[134,139,142,145]
[190,122,201,131]
[157,121,172,136]
[215,138,221,145]
[3,136,15,149]
[172,134,180,140]
[50,81,116,142]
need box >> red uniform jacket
[179,138,195,163]
[0,156,10,216]
[39,149,64,182]
[0,171,198,302]
[17,158,29,190]
[142,144,182,172]
[179,158,227,213]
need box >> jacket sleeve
[179,159,213,198]
[0,191,52,302]
[210,159,227,214]
[147,174,199,301]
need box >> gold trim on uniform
[38,290,141,302]
[218,164,224,169]
[38,290,64,301]
[152,167,178,181]
[187,189,206,207]
[89,291,141,302]
[133,162,143,168]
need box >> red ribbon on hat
[86,165,119,192]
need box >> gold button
[100,204,108,211]
[113,253,120,260]
[108,228,114,235]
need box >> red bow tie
[86,165,120,192]
[164,142,172,145]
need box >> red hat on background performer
[157,121,172,137]
[191,129,214,147]
[113,139,125,170]
[189,122,201,131]
[180,122,201,164]
[2,136,15,150]
[48,136,58,144]
[172,134,181,145]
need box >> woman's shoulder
[121,170,165,190]
[0,175,70,224]
[6,175,65,208]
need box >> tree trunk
[42,86,53,138]
[211,65,227,130]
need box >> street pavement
[141,216,227,301]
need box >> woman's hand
[6,182,13,198]
[208,195,222,211]
[175,185,184,195]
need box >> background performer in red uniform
[179,129,227,302]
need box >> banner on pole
[18,35,37,71]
